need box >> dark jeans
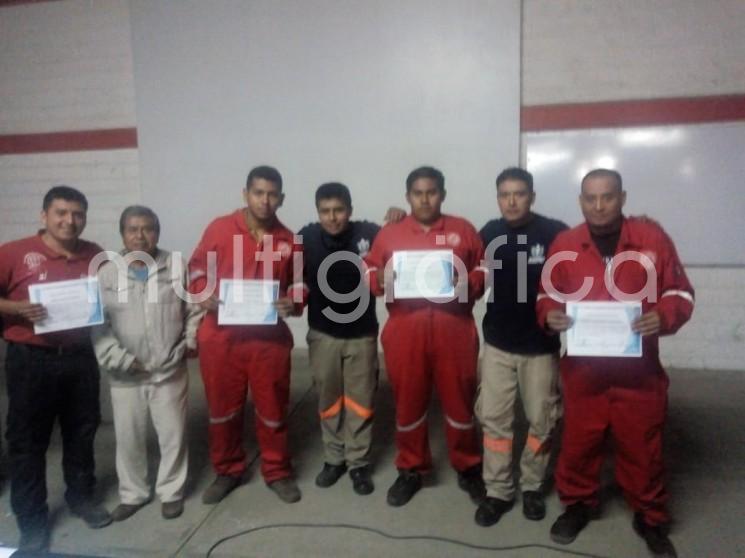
[5,342,101,532]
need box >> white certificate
[218,279,279,325]
[28,277,104,334]
[566,301,642,357]
[392,250,454,299]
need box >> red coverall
[536,217,694,526]
[189,210,305,482]
[365,214,485,473]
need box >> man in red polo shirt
[0,186,112,553]
[189,166,306,504]
[365,166,486,507]
[537,169,694,558]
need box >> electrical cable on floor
[172,383,317,557]
[204,522,613,558]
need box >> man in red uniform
[365,166,486,507]
[189,166,306,504]
[537,169,694,558]
[0,186,112,552]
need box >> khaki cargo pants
[307,329,379,468]
[475,344,561,500]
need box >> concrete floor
[0,353,743,558]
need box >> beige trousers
[475,344,561,500]
[110,371,188,504]
[307,329,378,469]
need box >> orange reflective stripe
[526,434,547,454]
[483,435,512,454]
[319,397,343,420]
[344,396,373,420]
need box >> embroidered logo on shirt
[357,238,370,257]
[528,243,545,264]
[446,232,461,247]
[24,252,47,272]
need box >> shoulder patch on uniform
[641,250,657,265]
[357,238,371,257]
[276,241,292,257]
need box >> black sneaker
[69,500,113,529]
[457,465,486,504]
[386,470,422,507]
[474,496,514,527]
[550,502,592,545]
[18,526,50,553]
[315,462,348,488]
[522,490,546,520]
[633,513,678,557]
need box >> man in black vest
[475,167,567,526]
[299,183,387,495]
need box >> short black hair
[582,168,623,191]
[315,182,352,209]
[42,185,88,212]
[406,166,445,193]
[119,205,161,235]
[246,165,283,192]
[496,167,533,192]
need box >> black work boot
[457,464,486,504]
[550,502,593,544]
[315,463,347,487]
[349,465,374,495]
[474,496,514,527]
[633,513,678,557]
[522,490,546,520]
[386,469,422,507]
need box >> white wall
[523,0,745,104]
[0,0,137,132]
[128,0,521,254]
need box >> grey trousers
[307,329,378,469]
[475,344,561,500]
[110,371,188,504]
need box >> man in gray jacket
[93,206,203,521]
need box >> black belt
[23,343,92,356]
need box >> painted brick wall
[659,268,745,370]
[523,0,745,105]
[0,0,141,248]
[0,0,136,133]
[0,150,141,250]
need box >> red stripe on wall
[0,128,138,155]
[0,0,61,6]
[1,97,743,154]
[521,95,745,132]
